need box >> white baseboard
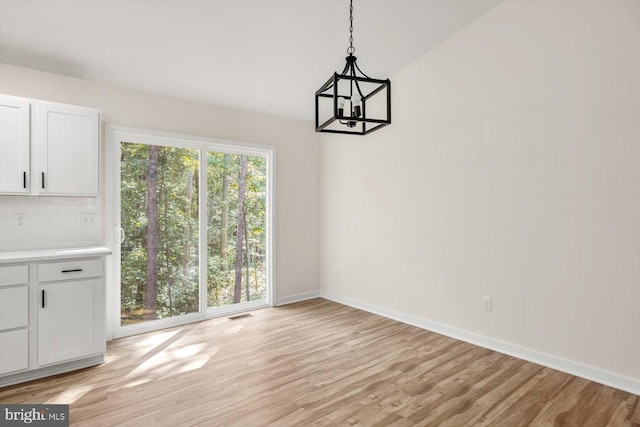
[321,291,640,396]
[276,291,321,306]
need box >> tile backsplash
[0,196,102,251]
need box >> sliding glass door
[119,143,200,326]
[110,128,273,338]
[206,153,267,311]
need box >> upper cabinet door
[34,101,99,196]
[0,95,30,194]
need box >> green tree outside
[120,143,266,325]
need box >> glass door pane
[120,142,200,326]
[206,152,267,309]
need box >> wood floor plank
[549,382,626,427]
[425,357,541,426]
[484,368,573,427]
[528,376,591,426]
[630,395,640,424]
[0,298,636,426]
[607,395,638,427]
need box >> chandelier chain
[347,0,355,55]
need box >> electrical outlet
[84,198,97,212]
[14,214,27,231]
[81,213,97,227]
[482,296,492,312]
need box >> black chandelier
[315,0,391,135]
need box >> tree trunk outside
[244,215,250,302]
[135,280,144,308]
[219,154,230,269]
[233,155,248,304]
[145,145,159,320]
[183,170,193,286]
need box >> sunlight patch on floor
[177,356,211,374]
[112,340,218,390]
[224,324,245,335]
[135,330,180,352]
[45,385,93,404]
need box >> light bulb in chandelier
[351,93,362,118]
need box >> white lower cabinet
[38,278,103,366]
[0,255,106,386]
[0,329,28,375]
[0,286,28,330]
[0,264,29,376]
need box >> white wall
[0,63,321,301]
[321,0,640,389]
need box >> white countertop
[0,246,112,264]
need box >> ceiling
[0,0,499,122]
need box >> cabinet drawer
[38,259,103,283]
[0,329,28,375]
[0,286,28,330]
[0,265,29,287]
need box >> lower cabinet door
[0,329,28,375]
[38,279,104,366]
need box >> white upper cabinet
[0,95,100,196]
[0,95,30,194]
[34,101,100,196]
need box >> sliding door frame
[104,125,276,340]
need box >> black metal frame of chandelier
[315,73,391,136]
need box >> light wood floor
[1,298,638,426]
